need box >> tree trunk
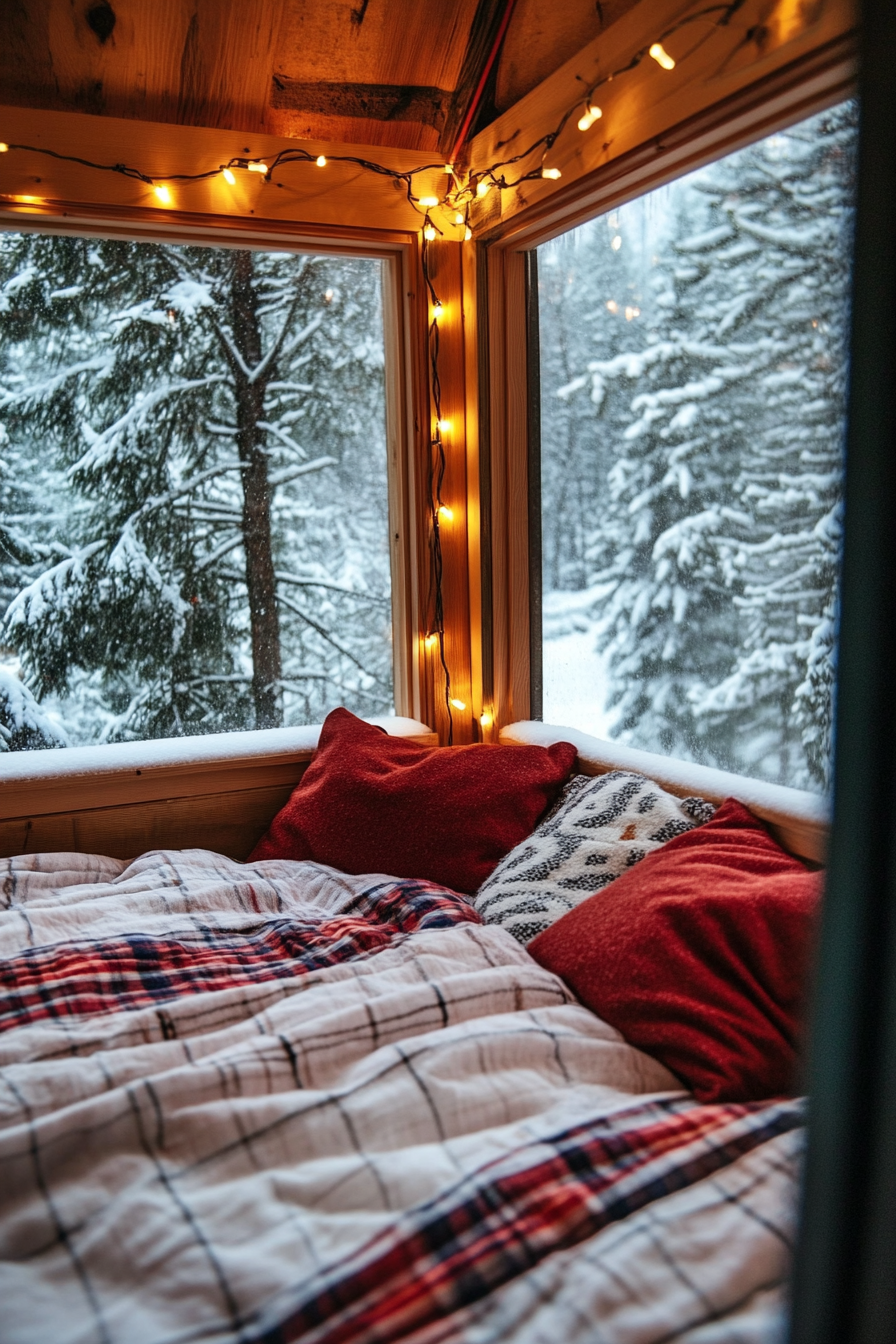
[230,250,283,729]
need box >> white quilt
[0,848,797,1343]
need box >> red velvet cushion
[250,709,577,894]
[528,797,822,1103]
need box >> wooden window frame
[476,37,858,735]
[0,204,437,720]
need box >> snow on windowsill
[0,716,433,786]
[501,720,830,827]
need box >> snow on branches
[539,101,857,790]
[0,233,393,746]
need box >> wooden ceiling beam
[271,80,450,132]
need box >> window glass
[537,101,857,792]
[0,236,393,749]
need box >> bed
[0,715,824,1343]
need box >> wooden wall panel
[0,782,299,863]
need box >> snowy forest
[538,101,857,792]
[0,237,392,749]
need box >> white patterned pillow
[473,770,715,945]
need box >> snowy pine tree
[541,101,856,788]
[0,233,392,744]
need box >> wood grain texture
[0,104,446,235]
[504,248,531,724]
[438,0,515,159]
[494,0,640,113]
[469,0,856,238]
[480,245,531,731]
[461,238,486,733]
[269,0,479,150]
[0,782,299,862]
[423,239,475,744]
[0,723,438,820]
[270,81,449,132]
[2,0,288,133]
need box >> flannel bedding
[0,847,800,1343]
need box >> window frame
[475,39,858,738]
[0,209,433,741]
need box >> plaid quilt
[0,875,478,1031]
[0,848,800,1344]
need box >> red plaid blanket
[0,848,801,1344]
[0,876,480,1032]
[252,1094,804,1343]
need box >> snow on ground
[542,589,617,737]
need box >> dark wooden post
[789,0,896,1337]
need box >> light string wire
[0,0,749,739]
[421,231,454,744]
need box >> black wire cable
[422,230,454,745]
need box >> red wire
[449,0,521,168]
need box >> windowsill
[501,720,830,864]
[0,717,436,819]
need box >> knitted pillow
[472,770,715,944]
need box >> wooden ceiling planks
[268,0,483,151]
[2,0,288,134]
[493,0,641,113]
[0,0,649,157]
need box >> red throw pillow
[528,797,822,1103]
[249,709,577,894]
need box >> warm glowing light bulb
[432,301,444,319]
[316,155,327,167]
[611,234,622,251]
[419,195,439,208]
[577,104,602,131]
[464,226,473,241]
[424,224,437,240]
[454,212,465,225]
[479,711,493,729]
[542,167,562,180]
[154,185,172,204]
[476,179,492,198]
[248,161,268,173]
[438,504,454,521]
[450,698,467,711]
[222,168,236,185]
[0,143,8,153]
[649,42,676,70]
[606,299,619,313]
[324,288,335,302]
[424,633,438,649]
[438,418,451,433]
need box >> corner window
[0,236,393,749]
[536,101,857,792]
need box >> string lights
[420,225,460,743]
[0,0,749,743]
